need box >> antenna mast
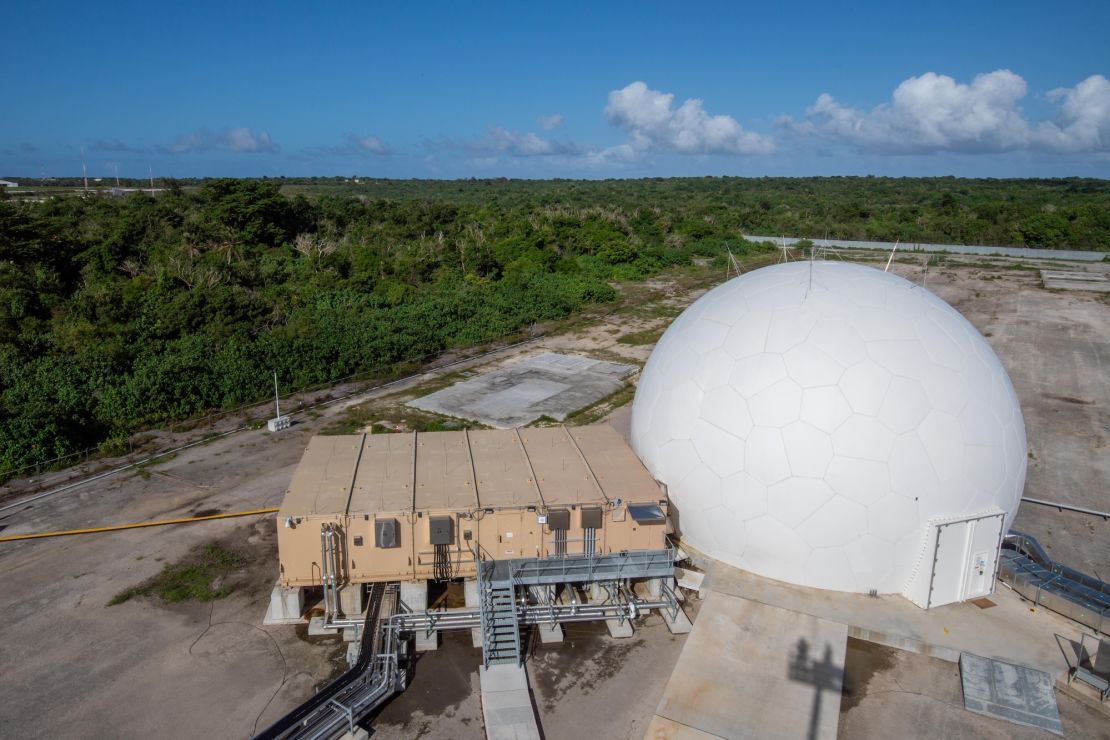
[884,240,900,272]
[273,370,281,418]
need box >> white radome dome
[631,261,1026,594]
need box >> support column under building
[401,580,438,651]
[465,578,483,648]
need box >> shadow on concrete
[788,637,844,740]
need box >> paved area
[959,653,1062,734]
[408,352,635,427]
[479,664,541,740]
[649,592,847,740]
[700,553,1087,677]
[838,639,1108,740]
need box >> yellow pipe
[0,507,279,542]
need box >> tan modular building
[276,425,668,589]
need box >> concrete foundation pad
[606,619,634,638]
[307,616,332,637]
[651,591,847,740]
[400,580,438,651]
[663,607,693,635]
[414,631,439,652]
[338,584,363,617]
[479,663,542,740]
[262,582,306,625]
[408,352,636,428]
[537,623,564,644]
[345,641,361,667]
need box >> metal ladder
[479,560,522,667]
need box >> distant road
[742,234,1106,262]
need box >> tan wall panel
[346,513,414,583]
[278,514,344,588]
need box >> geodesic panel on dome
[630,261,1026,595]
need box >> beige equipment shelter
[277,425,668,589]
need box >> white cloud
[1039,75,1110,152]
[603,81,775,156]
[161,127,277,154]
[789,70,1110,154]
[537,114,564,130]
[455,126,584,158]
[346,134,392,155]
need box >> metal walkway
[252,583,408,740]
[999,531,1109,634]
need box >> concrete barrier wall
[743,234,1107,262]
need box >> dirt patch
[108,517,278,606]
[529,620,648,712]
[1044,394,1094,405]
[190,508,223,517]
[840,638,897,711]
[372,630,482,733]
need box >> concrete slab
[1040,269,1110,292]
[409,352,636,428]
[643,715,721,739]
[651,591,847,740]
[480,663,542,740]
[702,556,1088,678]
[960,653,1064,735]
[838,637,1108,739]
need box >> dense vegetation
[1,176,1107,477]
[279,177,1110,250]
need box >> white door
[926,513,1004,608]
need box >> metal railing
[999,531,1109,635]
[508,546,676,585]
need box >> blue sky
[2,1,1108,179]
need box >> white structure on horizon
[631,261,1026,604]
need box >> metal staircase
[478,560,523,667]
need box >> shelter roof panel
[279,435,363,516]
[413,430,477,511]
[570,425,662,503]
[469,429,541,509]
[349,432,415,515]
[517,427,603,506]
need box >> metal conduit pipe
[324,598,672,631]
